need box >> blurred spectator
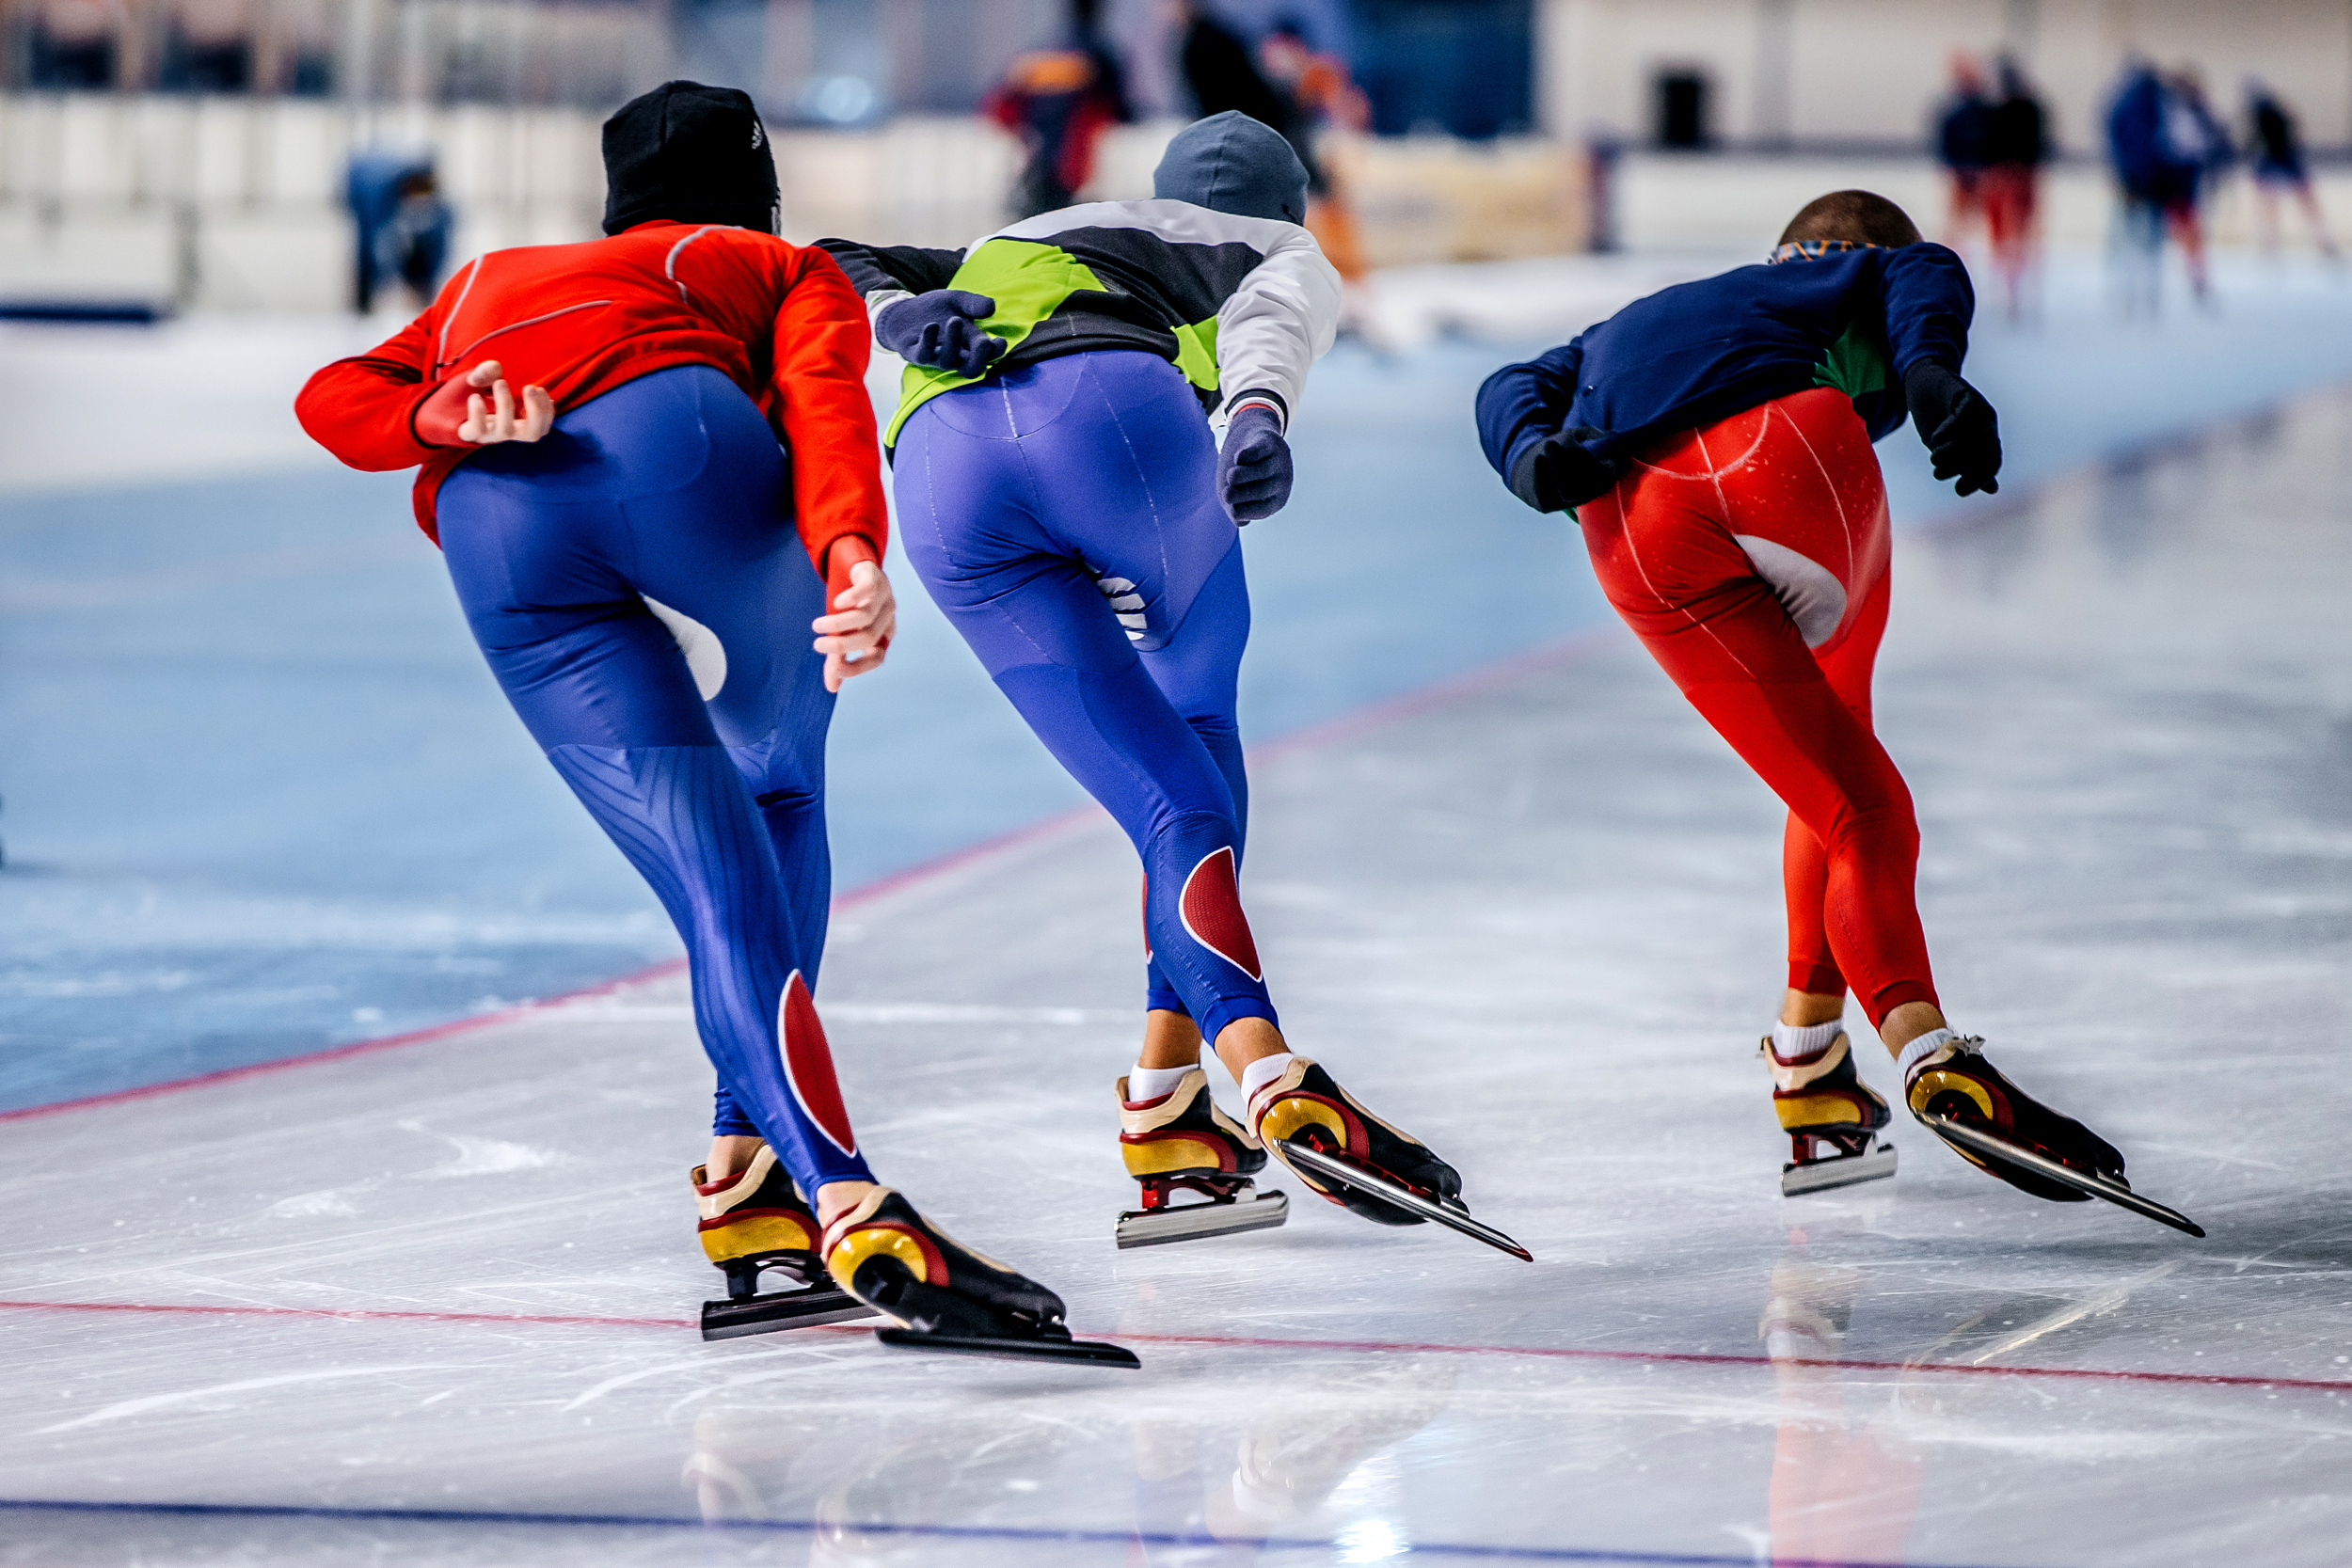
[1979,55,2048,318]
[1259,20,1369,285]
[376,169,453,309]
[2246,79,2338,260]
[985,0,1131,217]
[345,150,444,315]
[158,0,253,92]
[1935,54,1992,248]
[2108,59,2226,311]
[1173,0,1289,131]
[25,0,121,89]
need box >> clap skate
[1763,1030,1899,1196]
[1249,1056,1530,1261]
[1904,1035,2203,1237]
[691,1148,877,1340]
[824,1188,1140,1367]
[1115,1069,1288,1249]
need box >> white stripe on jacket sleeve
[1213,224,1341,433]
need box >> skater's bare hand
[814,556,896,692]
[416,359,553,447]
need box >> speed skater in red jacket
[1478,190,2135,1211]
[295,82,1096,1354]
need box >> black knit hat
[601,81,779,236]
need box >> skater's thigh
[1030,353,1238,654]
[896,400,1139,679]
[1582,477,1818,692]
[1811,565,1891,724]
[610,377,833,763]
[1705,390,1890,652]
[1136,536,1248,730]
[438,442,716,754]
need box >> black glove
[1903,360,2001,497]
[874,290,1006,377]
[1507,430,1620,514]
[1217,404,1293,522]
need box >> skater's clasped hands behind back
[413,357,554,448]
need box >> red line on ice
[0,630,1614,1124]
[3,1297,2344,1398]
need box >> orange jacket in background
[294,220,887,576]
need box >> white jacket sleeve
[1214,225,1341,431]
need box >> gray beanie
[1152,111,1309,224]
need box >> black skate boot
[1903,1035,2203,1236]
[1248,1056,1529,1260]
[823,1188,1140,1367]
[692,1147,876,1340]
[1764,1030,1898,1196]
[1116,1069,1288,1249]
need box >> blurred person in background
[1174,0,1289,131]
[1259,21,1372,304]
[374,167,453,311]
[344,150,437,315]
[1979,56,2049,321]
[2246,79,2337,260]
[2107,58,2223,312]
[985,0,1131,218]
[25,0,121,89]
[1934,55,1992,250]
[159,0,252,90]
[299,83,1099,1359]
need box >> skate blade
[874,1325,1141,1369]
[1279,1141,1533,1261]
[1781,1142,1899,1196]
[1116,1190,1289,1249]
[1923,1115,2206,1238]
[700,1284,878,1341]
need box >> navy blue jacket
[1476,243,1974,498]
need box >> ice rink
[3,251,2351,1564]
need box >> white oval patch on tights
[1731,535,1847,648]
[641,594,729,701]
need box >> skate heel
[700,1264,878,1340]
[1781,1130,1899,1196]
[691,1150,879,1339]
[1116,1173,1289,1249]
[1765,1032,1898,1196]
[1114,1069,1285,1249]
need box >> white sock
[1237,1053,1295,1105]
[1126,1063,1196,1102]
[1770,1019,1845,1061]
[1895,1028,1959,1083]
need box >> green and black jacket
[818,198,1342,447]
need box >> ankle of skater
[815,1179,879,1230]
[1212,1017,1289,1082]
[705,1133,767,1182]
[1778,989,1847,1029]
[1875,1001,1949,1058]
[1126,1010,1207,1101]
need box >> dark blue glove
[1217,404,1293,522]
[1507,428,1621,514]
[875,290,1005,378]
[1904,360,2001,497]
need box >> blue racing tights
[436,364,873,1197]
[896,350,1275,1042]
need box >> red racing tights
[1577,386,1937,1026]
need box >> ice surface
[3,385,2350,1564]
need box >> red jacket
[294,221,886,575]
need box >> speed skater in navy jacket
[1476,190,2143,1219]
[1476,217,1986,514]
